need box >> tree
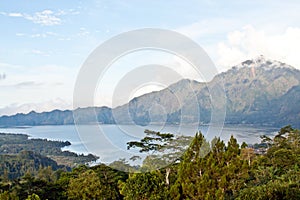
[237,126,300,199]
[241,147,255,166]
[26,193,40,200]
[109,159,137,172]
[172,133,249,199]
[0,191,18,200]
[37,166,56,182]
[171,132,209,199]
[92,164,128,199]
[67,170,102,200]
[127,129,192,190]
[127,129,175,153]
[120,171,169,199]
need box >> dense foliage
[0,132,98,179]
[0,126,299,199]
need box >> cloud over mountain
[217,25,300,70]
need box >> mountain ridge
[1,56,300,128]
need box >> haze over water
[0,124,277,163]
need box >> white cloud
[8,12,22,17]
[58,37,72,41]
[0,62,78,114]
[1,8,80,28]
[16,33,25,37]
[0,98,72,116]
[15,31,59,39]
[216,25,300,70]
[31,33,47,38]
[15,31,60,39]
[57,8,80,16]
[31,49,50,56]
[1,10,62,26]
[45,31,58,36]
[24,10,61,26]
[163,55,205,81]
[176,18,238,39]
[13,81,43,88]
[77,27,90,37]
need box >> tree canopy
[1,126,300,199]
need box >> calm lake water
[0,124,278,164]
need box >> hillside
[115,56,300,127]
[0,56,299,128]
[0,106,114,126]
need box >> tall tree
[67,170,102,200]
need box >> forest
[0,125,300,199]
[0,132,98,180]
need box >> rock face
[1,56,300,128]
[113,56,300,127]
[216,56,300,127]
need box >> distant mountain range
[1,56,300,128]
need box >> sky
[0,0,300,116]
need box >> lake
[0,124,278,164]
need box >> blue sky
[0,0,300,115]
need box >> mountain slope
[216,56,300,126]
[0,56,299,128]
[0,107,114,126]
[117,56,300,127]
